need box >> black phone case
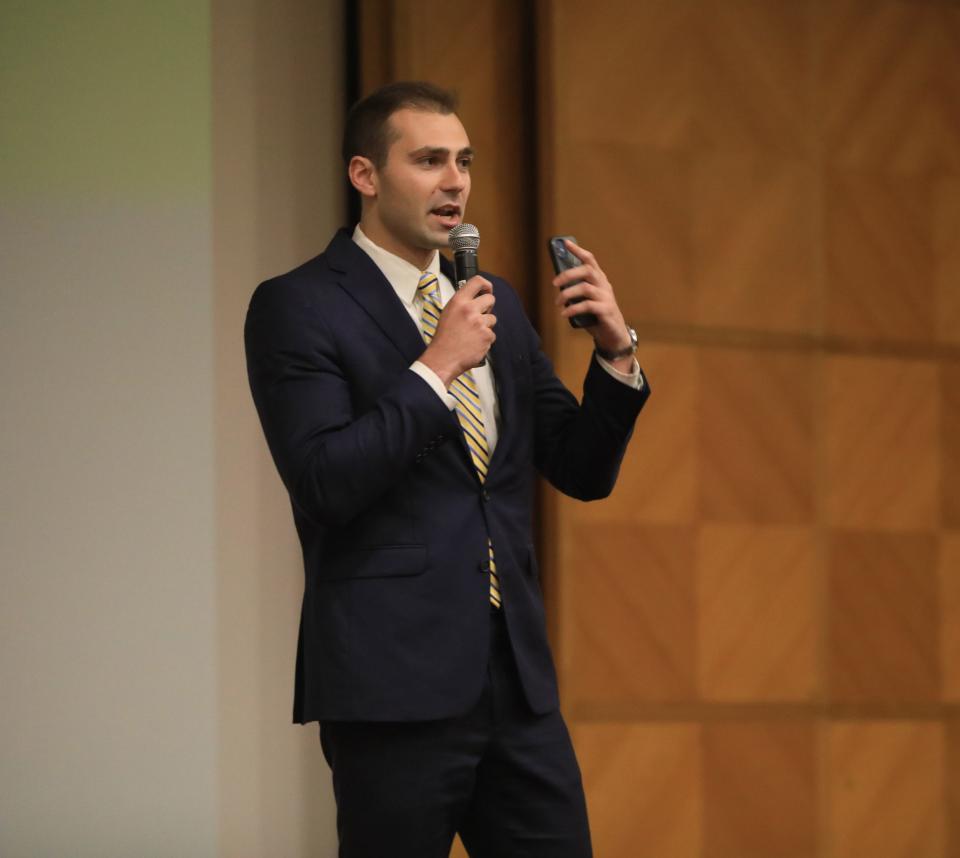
[548,235,598,329]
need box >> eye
[458,157,473,170]
[420,156,439,167]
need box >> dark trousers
[319,608,593,858]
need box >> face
[358,108,473,268]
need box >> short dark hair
[342,81,459,168]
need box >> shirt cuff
[596,354,644,390]
[410,361,456,409]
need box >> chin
[421,229,449,249]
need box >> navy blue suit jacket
[245,229,649,724]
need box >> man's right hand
[419,276,496,388]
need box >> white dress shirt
[352,225,641,457]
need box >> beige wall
[0,2,342,855]
[212,1,343,855]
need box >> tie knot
[417,271,438,291]
[417,271,441,305]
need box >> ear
[348,155,378,199]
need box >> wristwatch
[595,326,638,361]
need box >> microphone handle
[453,249,479,287]
[452,248,486,366]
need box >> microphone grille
[448,223,480,252]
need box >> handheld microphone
[448,223,480,287]
[448,223,486,366]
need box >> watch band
[595,326,638,361]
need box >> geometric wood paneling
[566,522,697,706]
[698,525,819,702]
[826,721,945,858]
[818,0,960,176]
[702,722,818,858]
[693,153,819,333]
[940,533,960,701]
[575,723,701,858]
[539,0,960,855]
[695,0,814,158]
[944,362,960,528]
[825,170,936,343]
[699,349,816,524]
[550,0,699,151]
[824,356,939,531]
[827,531,940,704]
[948,719,960,858]
[936,175,960,345]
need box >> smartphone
[548,235,598,329]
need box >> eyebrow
[407,146,475,160]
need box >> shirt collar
[352,225,441,309]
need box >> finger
[559,299,603,318]
[554,281,602,305]
[564,239,596,265]
[462,275,493,297]
[552,265,595,289]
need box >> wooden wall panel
[825,171,937,342]
[948,720,960,858]
[539,0,960,856]
[699,349,816,524]
[692,153,820,333]
[575,723,701,857]
[944,362,960,527]
[936,175,960,344]
[698,525,819,702]
[818,0,960,175]
[824,356,939,530]
[566,521,698,707]
[702,722,818,858]
[827,531,940,703]
[940,534,960,700]
[826,722,945,858]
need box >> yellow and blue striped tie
[417,271,501,608]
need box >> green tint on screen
[0,0,210,200]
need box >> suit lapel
[325,230,427,366]
[483,311,516,478]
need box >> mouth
[429,204,461,229]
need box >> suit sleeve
[244,277,453,528]
[516,294,650,501]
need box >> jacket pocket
[319,545,427,580]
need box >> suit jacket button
[479,559,491,573]
[481,489,490,502]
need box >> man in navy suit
[245,81,649,858]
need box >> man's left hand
[552,239,633,371]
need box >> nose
[440,159,466,193]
